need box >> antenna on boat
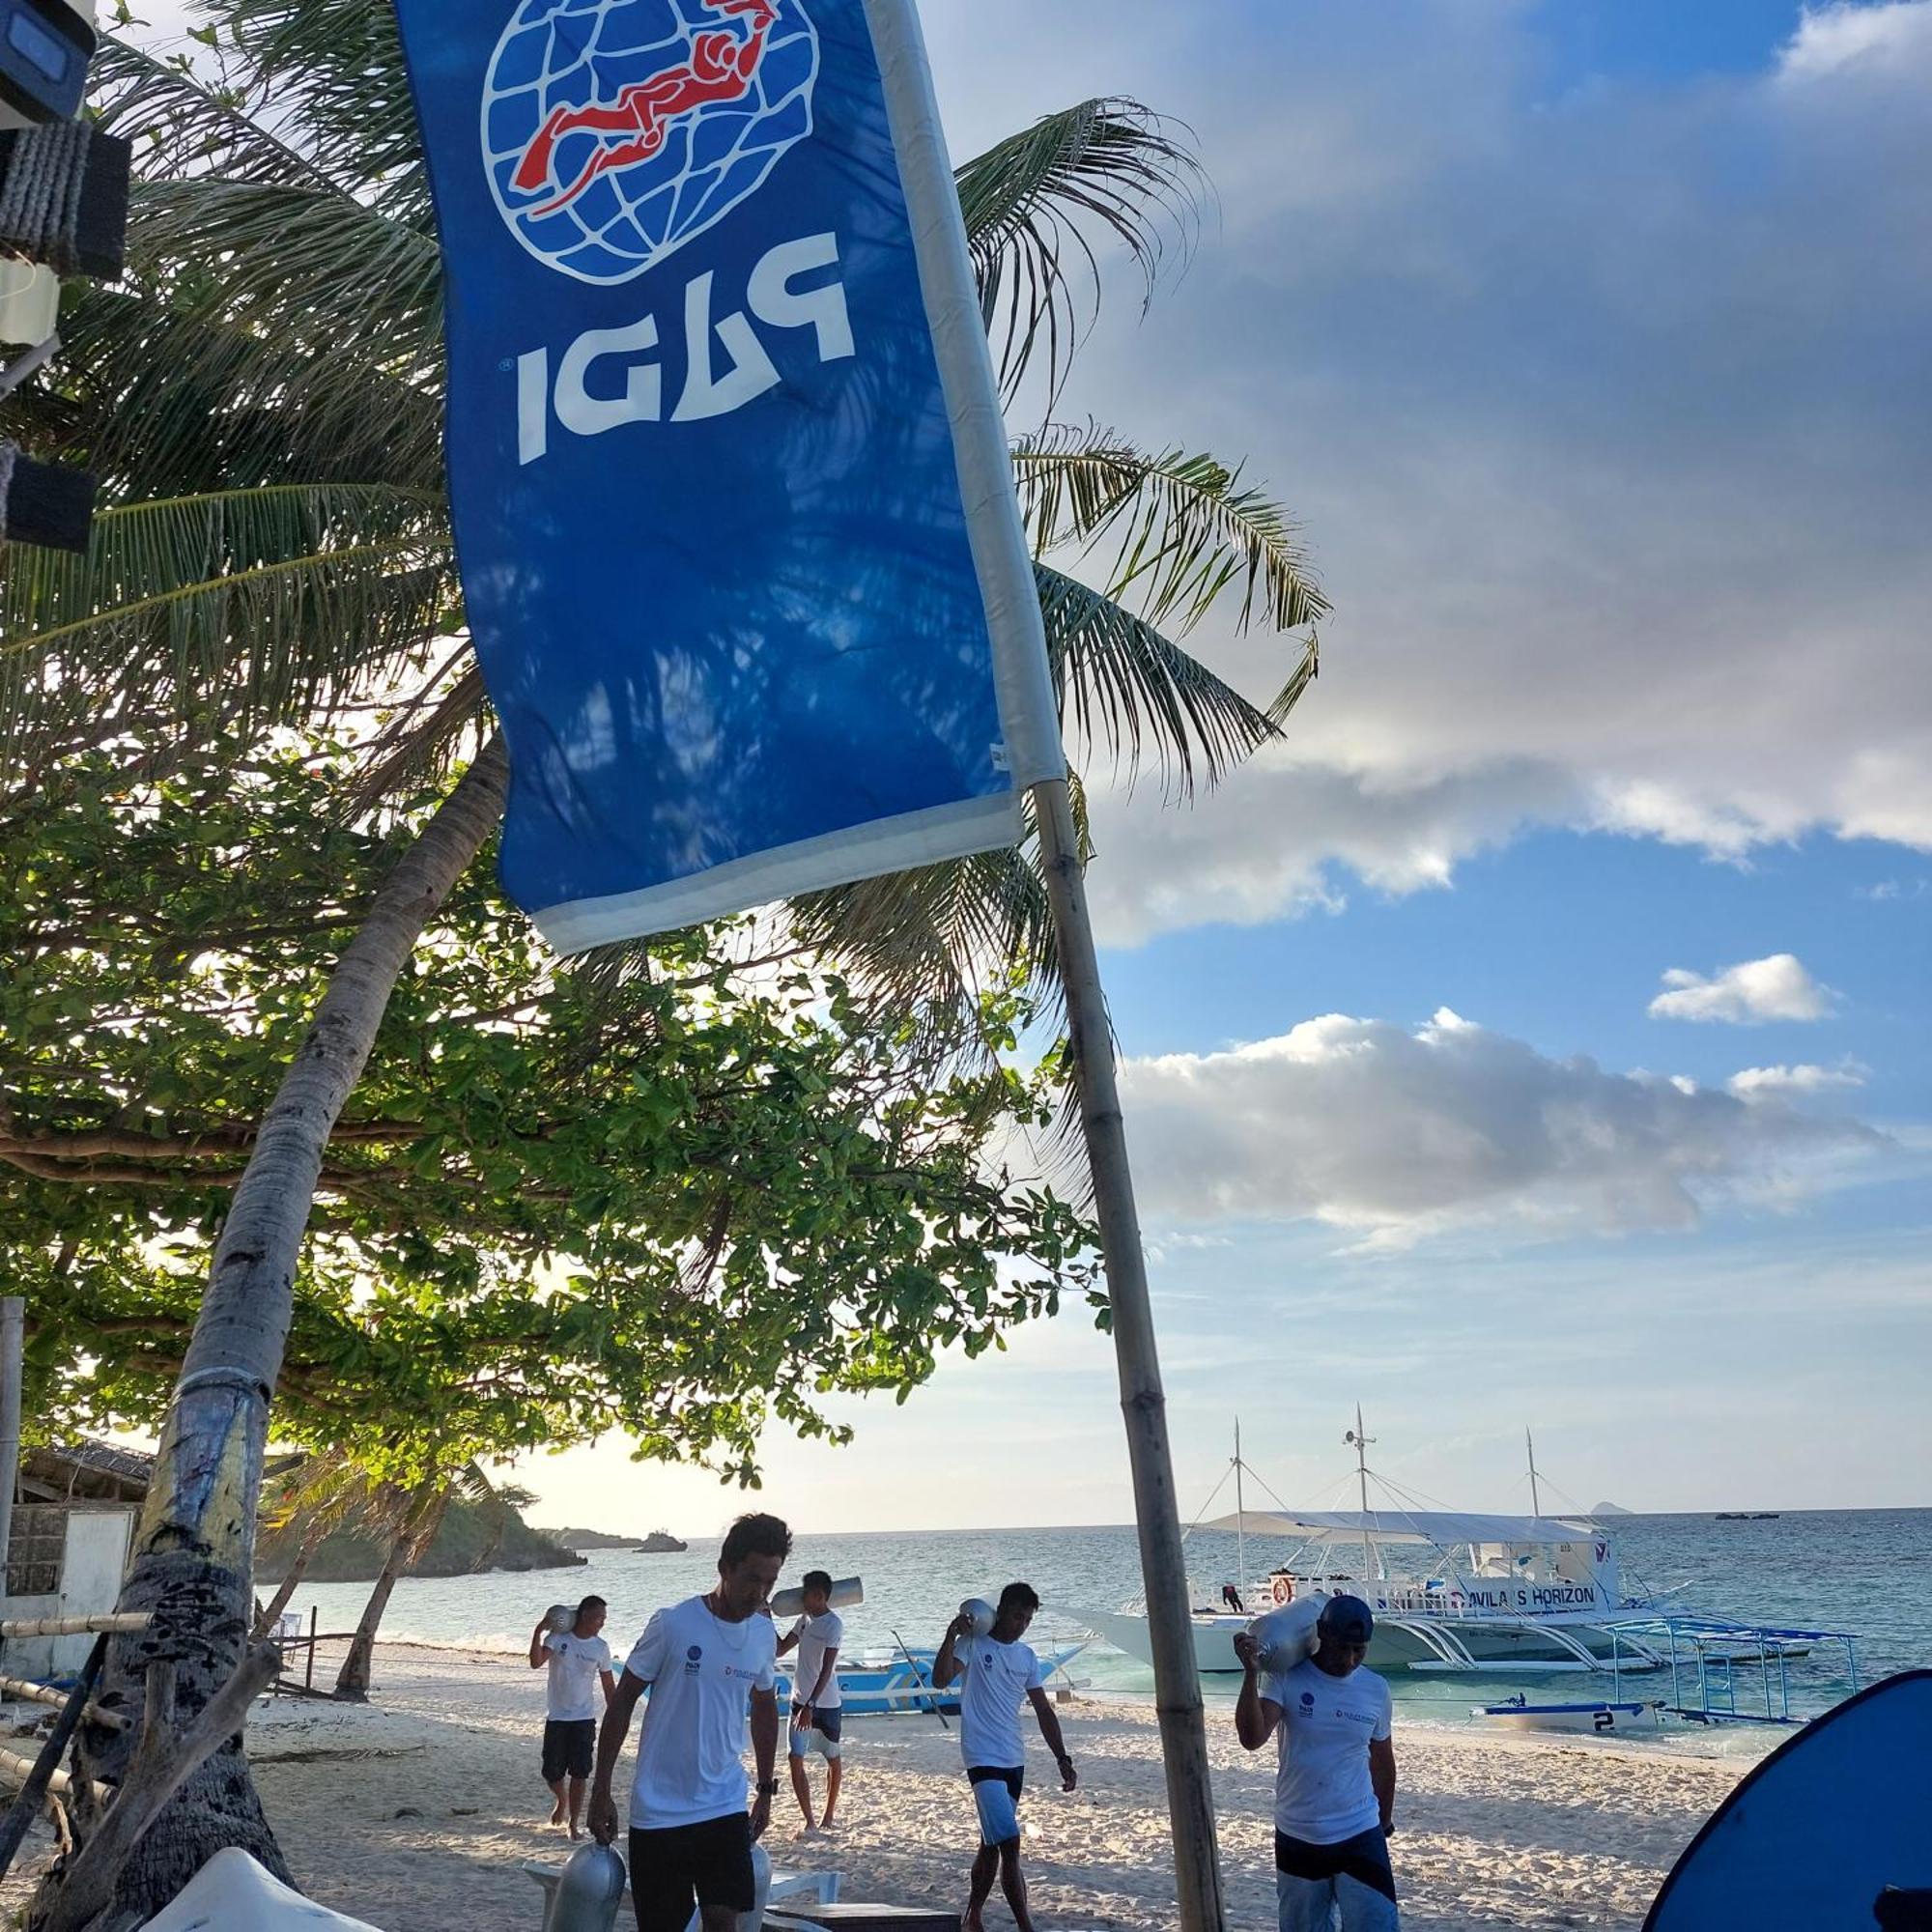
[1344,1405,1377,1583]
[1234,1419,1246,1609]
[1525,1425,1544,1520]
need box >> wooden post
[0,1296,22,1611]
[1031,775,1228,1932]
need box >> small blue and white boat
[1473,1694,1660,1734]
[776,1643,1087,1719]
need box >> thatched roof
[19,1438,154,1503]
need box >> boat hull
[1080,1607,1659,1677]
[776,1644,1084,1717]
[1475,1700,1659,1734]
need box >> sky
[127,0,1931,1530]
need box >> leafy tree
[0,3,1328,1918]
[5,735,1094,1713]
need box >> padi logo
[1299,1691,1316,1711]
[684,1643,704,1673]
[515,230,853,461]
[482,0,819,286]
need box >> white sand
[3,1642,1757,1930]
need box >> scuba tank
[542,1843,627,1932]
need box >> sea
[284,1510,1932,1753]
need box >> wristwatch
[757,1778,781,1797]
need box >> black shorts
[630,1813,754,1932]
[1275,1827,1398,1903]
[541,1719,596,1782]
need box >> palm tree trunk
[333,1490,445,1702]
[33,739,509,1931]
[251,1515,327,1639]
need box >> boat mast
[1234,1419,1246,1606]
[1345,1406,1377,1583]
[1525,1426,1543,1520]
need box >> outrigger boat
[1082,1413,1666,1677]
[1083,1415,1861,1699]
[775,1641,1087,1717]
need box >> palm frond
[90,33,348,196]
[40,286,443,496]
[790,838,1060,1016]
[1036,562,1279,798]
[1013,425,1331,639]
[0,484,453,789]
[344,661,492,818]
[126,179,443,382]
[955,99,1204,408]
[223,0,430,221]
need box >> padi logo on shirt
[685,1644,703,1674]
[1300,1691,1316,1711]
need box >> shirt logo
[684,1643,703,1673]
[1299,1691,1316,1711]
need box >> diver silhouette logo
[483,0,819,285]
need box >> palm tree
[1,3,1327,1918]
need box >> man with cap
[1234,1594,1399,1931]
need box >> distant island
[543,1525,649,1550]
[638,1529,687,1553]
[1591,1501,1635,1517]
[258,1493,582,1583]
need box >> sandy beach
[3,1642,1758,1929]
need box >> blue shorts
[968,1766,1024,1847]
[1275,1828,1399,1932]
[789,1705,843,1756]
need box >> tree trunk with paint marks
[30,743,509,1930]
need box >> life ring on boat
[1269,1576,1294,1606]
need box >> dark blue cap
[1318,1594,1375,1643]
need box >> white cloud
[1648,954,1833,1024]
[1120,1009,1884,1246]
[1728,1061,1870,1097]
[1085,754,1578,945]
[917,0,1932,939]
[1777,1,1932,82]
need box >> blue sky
[511,0,1932,1533]
[129,0,1930,1527]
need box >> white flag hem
[534,788,1025,955]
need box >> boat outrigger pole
[1526,1426,1544,1521]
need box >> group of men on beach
[529,1512,1402,1932]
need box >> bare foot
[962,1911,985,1932]
[569,1823,583,1840]
[549,1803,566,1827]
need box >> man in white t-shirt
[1235,1594,1400,1932]
[775,1569,844,1835]
[590,1514,789,1932]
[932,1582,1076,1932]
[528,1595,615,1837]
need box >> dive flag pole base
[1031,773,1230,1932]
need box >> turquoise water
[284,1510,1931,1743]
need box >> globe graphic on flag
[482,0,819,286]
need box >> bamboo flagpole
[864,4,1228,1923]
[1030,777,1226,1924]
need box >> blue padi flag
[394,0,1064,952]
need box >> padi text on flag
[394,0,1063,952]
